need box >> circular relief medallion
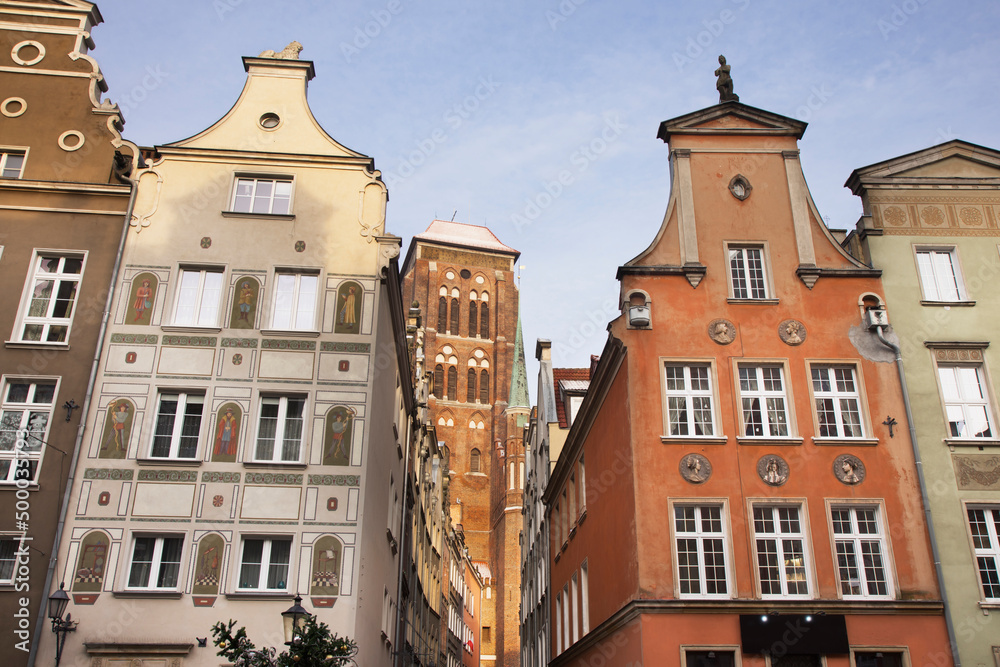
[680,453,712,484]
[200,236,212,248]
[1,97,26,118]
[959,207,983,226]
[757,455,789,486]
[295,240,306,252]
[778,319,806,346]
[882,206,907,226]
[57,130,85,152]
[834,454,865,485]
[232,353,243,366]
[919,206,945,226]
[708,318,736,345]
[212,495,225,507]
[11,40,45,66]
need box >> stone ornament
[778,319,806,346]
[834,454,865,485]
[680,453,712,484]
[757,455,789,486]
[954,455,1000,490]
[708,318,737,345]
[259,41,303,59]
[1,97,26,118]
[57,130,84,152]
[11,40,45,66]
[200,236,212,248]
[715,55,739,103]
[295,240,306,252]
[729,174,752,201]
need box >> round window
[259,113,280,129]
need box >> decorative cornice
[320,341,371,353]
[83,468,134,480]
[308,474,361,487]
[137,470,198,482]
[202,472,241,483]
[162,335,217,347]
[261,339,316,350]
[221,338,258,348]
[110,333,158,345]
[244,472,303,485]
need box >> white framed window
[0,150,26,178]
[237,537,292,590]
[0,378,55,483]
[830,505,892,598]
[737,365,790,437]
[172,268,223,326]
[673,504,730,598]
[967,505,1000,600]
[811,366,865,438]
[126,535,183,589]
[254,396,306,462]
[727,244,769,299]
[937,364,994,439]
[664,363,717,436]
[231,176,292,215]
[150,392,203,460]
[0,536,19,584]
[752,504,811,597]
[270,272,318,330]
[915,247,964,302]
[15,253,84,343]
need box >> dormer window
[231,176,292,215]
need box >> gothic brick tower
[401,220,522,666]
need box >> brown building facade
[0,2,137,664]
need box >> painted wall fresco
[127,272,157,325]
[212,403,242,463]
[334,281,362,334]
[72,530,109,592]
[98,398,134,459]
[310,535,342,596]
[323,406,355,466]
[192,533,225,595]
[230,276,260,329]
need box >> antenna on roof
[451,210,458,221]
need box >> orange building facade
[543,103,954,667]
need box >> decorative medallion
[97,492,111,506]
[232,353,243,366]
[338,360,350,372]
[200,236,212,248]
[883,206,907,226]
[834,454,865,485]
[57,130,84,152]
[778,319,806,346]
[212,495,225,507]
[953,455,1000,490]
[959,207,983,226]
[1,97,26,118]
[708,318,737,345]
[728,174,752,201]
[125,351,137,364]
[11,40,45,66]
[295,241,306,252]
[757,455,789,486]
[460,269,472,279]
[679,453,711,484]
[919,206,945,227]
[328,497,339,511]
[934,348,983,362]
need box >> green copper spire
[508,308,530,409]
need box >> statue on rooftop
[715,55,739,103]
[259,41,303,59]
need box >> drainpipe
[27,164,138,667]
[874,325,960,667]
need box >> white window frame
[935,362,996,440]
[230,175,293,215]
[270,270,319,331]
[725,242,772,300]
[751,502,813,598]
[735,363,794,439]
[171,267,224,327]
[662,361,719,438]
[0,377,57,484]
[125,534,184,590]
[671,501,732,599]
[965,504,1000,601]
[828,503,894,599]
[149,391,204,460]
[236,536,293,591]
[13,252,86,344]
[809,364,867,439]
[914,246,966,302]
[0,148,26,178]
[253,395,306,463]
[0,535,20,584]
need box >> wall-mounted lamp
[48,582,77,667]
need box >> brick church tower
[401,220,522,666]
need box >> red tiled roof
[415,220,519,256]
[553,367,590,429]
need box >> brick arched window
[479,369,490,404]
[447,366,457,400]
[450,298,460,335]
[480,302,489,338]
[434,365,444,398]
[467,368,477,403]
[470,448,481,473]
[437,296,447,332]
[469,301,478,337]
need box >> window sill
[978,601,1000,610]
[113,590,183,599]
[225,591,294,600]
[727,298,779,305]
[221,211,295,221]
[569,526,577,539]
[945,438,1000,449]
[259,329,321,338]
[4,341,70,350]
[243,461,307,469]
[812,437,879,446]
[160,325,222,334]
[920,300,976,307]
[578,509,587,525]
[660,435,728,445]
[736,436,804,446]
[136,457,202,466]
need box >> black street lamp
[281,595,310,646]
[48,582,77,667]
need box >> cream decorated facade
[34,47,412,667]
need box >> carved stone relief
[679,453,712,484]
[757,455,789,486]
[833,454,865,485]
[708,318,737,345]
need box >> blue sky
[91,0,1000,383]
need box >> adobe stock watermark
[510,116,627,232]
[672,0,751,72]
[11,436,34,654]
[546,0,588,31]
[340,0,408,63]
[877,0,932,40]
[113,64,169,120]
[381,75,502,188]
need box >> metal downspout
[27,175,137,667]
[874,325,960,667]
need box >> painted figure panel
[323,406,355,466]
[128,272,157,325]
[73,530,109,592]
[334,281,362,334]
[98,398,134,459]
[212,403,242,463]
[192,533,225,595]
[310,535,342,596]
[230,276,260,329]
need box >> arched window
[467,368,477,403]
[480,302,489,338]
[447,366,457,400]
[469,301,478,337]
[438,296,447,331]
[434,365,443,397]
[470,448,481,473]
[450,298,460,335]
[479,369,490,404]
